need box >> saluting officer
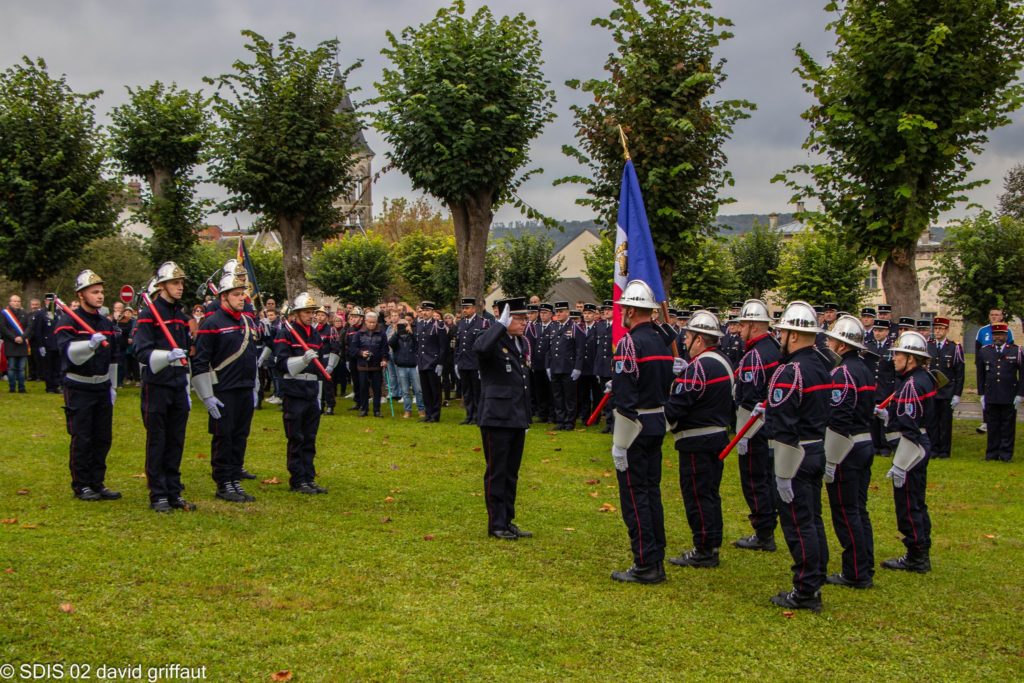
[927,317,964,459]
[192,269,260,503]
[56,270,121,502]
[274,293,329,494]
[455,297,488,425]
[547,301,585,431]
[592,300,615,432]
[864,319,896,456]
[609,281,674,584]
[474,297,533,540]
[416,301,447,423]
[665,310,734,569]
[765,301,832,613]
[875,331,936,573]
[821,316,876,588]
[134,262,195,512]
[732,299,781,552]
[976,322,1024,462]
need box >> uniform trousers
[776,443,829,595]
[209,387,254,485]
[893,444,932,556]
[283,395,321,487]
[141,382,189,502]
[926,398,954,458]
[419,369,442,420]
[480,426,525,532]
[63,384,113,492]
[825,440,875,582]
[550,372,577,427]
[460,370,481,422]
[676,446,725,551]
[616,434,667,567]
[738,431,777,536]
[984,403,1017,461]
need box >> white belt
[677,425,727,439]
[885,429,926,440]
[850,433,872,444]
[65,373,109,385]
[637,407,665,415]
[799,439,823,446]
[282,373,319,382]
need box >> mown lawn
[1,387,1022,681]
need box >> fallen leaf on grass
[31,433,47,438]
[984,534,996,539]
[585,479,600,485]
[59,602,75,614]
[598,503,616,512]
[130,473,147,479]
[389,464,399,470]
[782,611,795,619]
[423,534,435,541]
[381,517,392,524]
[196,453,207,459]
[545,431,558,436]
[384,496,395,503]
[16,489,29,495]
[564,528,576,532]
[4,567,14,574]
[270,671,292,682]
[472,447,481,452]
[1,518,16,525]
[262,477,281,485]
[588,491,599,498]
[602,471,613,478]
[363,428,374,433]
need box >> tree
[670,236,741,309]
[244,242,287,304]
[109,81,210,265]
[931,211,1024,323]
[776,0,1024,316]
[558,0,754,292]
[772,228,869,312]
[730,221,783,298]
[494,232,564,299]
[373,1,556,303]
[47,235,152,303]
[308,234,393,306]
[394,231,460,306]
[583,232,615,302]
[0,57,118,298]
[205,31,365,298]
[998,163,1024,221]
[180,240,287,305]
[374,196,453,243]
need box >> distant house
[485,228,601,306]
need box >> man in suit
[927,317,964,459]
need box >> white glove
[109,386,117,407]
[672,357,688,374]
[737,438,749,456]
[435,364,443,377]
[39,347,46,357]
[497,304,511,328]
[612,445,628,472]
[546,368,552,381]
[874,405,889,426]
[570,369,581,382]
[454,366,460,379]
[203,396,224,419]
[168,347,187,361]
[980,396,986,411]
[302,349,317,365]
[886,465,907,488]
[1015,396,1023,410]
[253,386,259,407]
[776,477,794,504]
[950,395,960,408]
[604,380,612,394]
[751,402,765,419]
[824,462,837,484]
[88,332,106,349]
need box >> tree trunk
[882,244,921,318]
[657,255,676,302]
[278,214,307,300]
[145,168,173,200]
[449,189,494,303]
[22,276,46,303]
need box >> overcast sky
[2,0,1021,227]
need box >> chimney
[796,201,805,214]
[768,212,779,229]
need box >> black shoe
[374,412,382,417]
[238,469,257,480]
[459,418,473,425]
[232,481,255,502]
[668,548,720,568]
[358,410,368,417]
[611,562,666,584]
[770,589,822,613]
[18,387,26,393]
[881,554,931,573]
[215,483,247,503]
[75,486,102,501]
[169,497,197,511]
[97,487,122,500]
[734,534,777,552]
[290,482,319,495]
[509,523,533,538]
[309,482,328,494]
[150,498,173,513]
[489,528,518,540]
[825,573,873,589]
[348,405,360,411]
[323,406,334,415]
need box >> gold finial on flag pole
[618,125,631,161]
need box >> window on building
[864,267,879,290]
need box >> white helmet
[145,277,158,297]
[349,306,364,317]
[737,298,772,324]
[615,280,659,310]
[74,269,104,292]
[222,259,243,276]
[684,310,724,338]
[218,271,247,294]
[774,301,819,333]
[824,314,866,350]
[893,331,931,358]
[290,292,318,312]
[154,261,186,287]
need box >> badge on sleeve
[831,389,842,404]
[743,371,753,382]
[615,360,624,374]
[773,388,783,403]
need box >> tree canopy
[772,228,869,312]
[494,232,564,300]
[670,236,741,310]
[730,221,782,299]
[309,234,394,306]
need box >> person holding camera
[389,314,425,418]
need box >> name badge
[505,362,512,373]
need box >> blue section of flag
[617,160,665,303]
[238,238,261,298]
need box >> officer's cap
[992,322,1009,333]
[873,319,891,330]
[539,303,554,313]
[496,296,528,315]
[583,303,598,312]
[420,301,436,311]
[916,319,931,328]
[878,304,892,313]
[898,316,916,328]
[601,300,613,309]
[813,305,825,314]
[553,301,569,311]
[526,304,539,312]
[860,307,876,317]
[933,317,950,328]
[688,305,702,312]
[460,297,476,307]
[824,302,839,311]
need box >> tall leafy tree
[776,0,1024,316]
[932,211,1024,323]
[205,31,365,298]
[0,57,118,298]
[559,0,753,291]
[730,221,783,298]
[394,231,461,306]
[47,235,152,303]
[109,81,210,265]
[494,232,564,300]
[772,228,869,312]
[998,163,1024,220]
[308,234,393,306]
[583,233,615,302]
[373,1,556,303]
[670,236,741,310]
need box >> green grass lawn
[2,387,1023,681]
